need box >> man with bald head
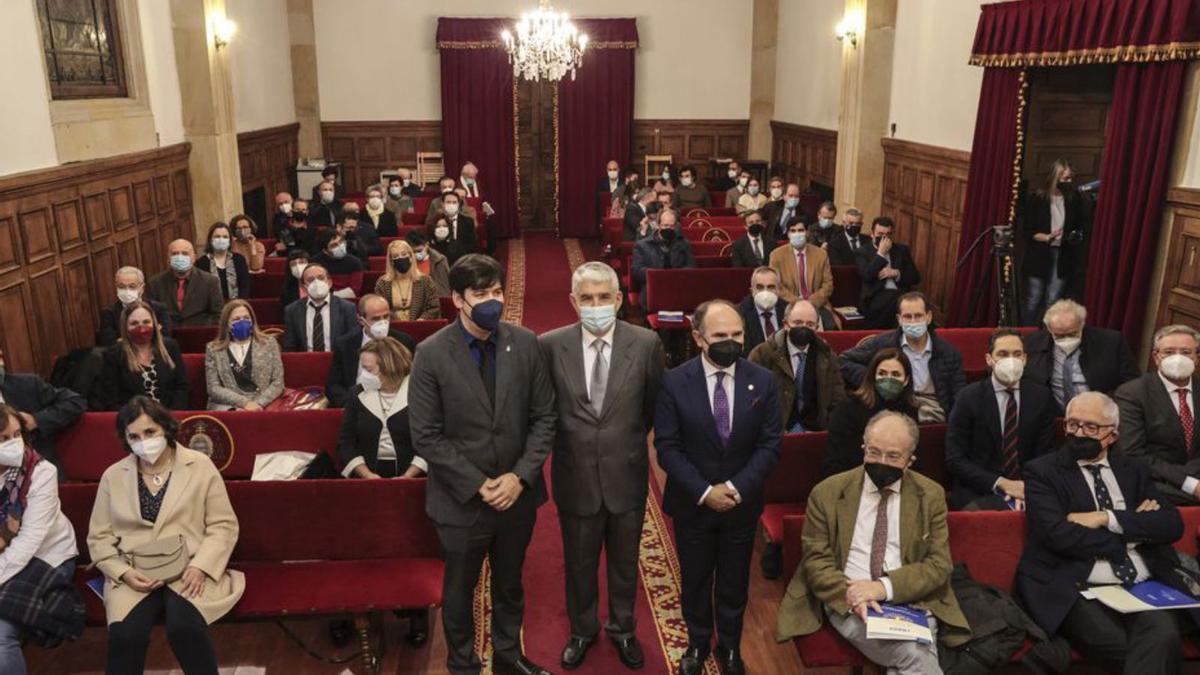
[325,294,416,407]
[596,159,624,220]
[282,263,358,352]
[146,239,223,326]
[272,191,294,237]
[749,298,846,434]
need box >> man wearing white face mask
[430,192,477,265]
[397,167,424,198]
[282,264,358,353]
[326,295,417,408]
[97,267,174,347]
[539,262,666,670]
[1116,324,1200,505]
[596,159,627,220]
[725,170,752,209]
[310,180,341,228]
[673,165,711,210]
[735,267,788,355]
[1023,299,1139,412]
[945,329,1056,510]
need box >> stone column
[170,0,243,238]
[833,0,897,216]
[748,0,779,161]
[288,0,323,158]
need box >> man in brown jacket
[748,299,846,434]
[768,217,835,329]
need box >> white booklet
[865,604,933,644]
[1087,581,1200,613]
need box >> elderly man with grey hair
[97,266,174,346]
[623,186,658,241]
[538,261,665,669]
[1023,299,1140,411]
[1116,324,1200,505]
[1019,390,1185,674]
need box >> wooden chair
[644,154,673,181]
[416,152,445,187]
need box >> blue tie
[1086,465,1138,585]
[793,351,807,431]
[1062,353,1079,407]
[713,372,731,444]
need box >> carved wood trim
[632,119,750,179]
[237,122,300,204]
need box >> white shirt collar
[862,471,903,495]
[701,355,736,381]
[787,340,809,360]
[361,330,374,347]
[902,337,932,356]
[1158,370,1193,395]
[992,375,1019,393]
[1078,456,1112,469]
[583,324,616,351]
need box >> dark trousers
[673,511,757,653]
[559,503,645,640]
[1060,597,1183,675]
[106,587,217,675]
[862,289,900,329]
[437,496,537,675]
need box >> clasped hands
[479,472,523,511]
[1066,499,1160,529]
[703,483,740,512]
[845,579,887,621]
[121,565,208,598]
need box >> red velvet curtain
[1084,61,1186,345]
[947,68,1026,327]
[437,18,520,238]
[556,19,637,238]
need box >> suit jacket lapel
[1148,374,1188,449]
[687,359,723,450]
[835,469,865,567]
[449,321,494,415]
[729,364,752,444]
[559,324,593,417]
[600,322,635,419]
[493,324,513,416]
[899,473,921,562]
[984,381,1003,441]
[152,448,193,536]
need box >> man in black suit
[271,191,294,238]
[1116,324,1200,506]
[623,187,656,241]
[430,192,477,266]
[631,211,696,291]
[146,239,224,326]
[310,180,341,228]
[325,294,417,407]
[1024,298,1140,412]
[735,267,787,355]
[729,210,772,269]
[655,300,782,675]
[595,159,623,221]
[282,264,358,352]
[713,160,740,193]
[1018,391,1186,675]
[826,207,870,266]
[409,254,556,675]
[341,200,385,257]
[761,183,804,243]
[310,166,344,203]
[97,266,173,346]
[855,217,920,329]
[0,349,85,471]
[945,329,1057,509]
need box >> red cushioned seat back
[249,273,286,298]
[365,270,383,294]
[263,257,286,274]
[690,241,728,257]
[823,330,880,355]
[1178,506,1200,557]
[395,320,450,345]
[603,217,624,249]
[938,327,1038,381]
[368,256,386,272]
[782,514,806,581]
[948,511,1026,592]
[247,298,283,325]
[917,424,949,491]
[401,211,425,225]
[708,190,725,205]
[697,255,730,268]
[329,272,364,296]
[181,354,206,409]
[413,197,431,213]
[683,216,744,229]
[282,352,334,389]
[830,266,861,308]
[438,297,457,320]
[765,433,828,504]
[60,484,97,565]
[174,325,285,353]
[682,226,747,242]
[644,268,750,314]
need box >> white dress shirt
[305,301,332,351]
[0,461,78,585]
[879,251,899,290]
[698,357,740,505]
[228,340,250,366]
[582,325,615,394]
[844,472,902,600]
[1159,371,1198,494]
[991,376,1021,492]
[901,337,934,393]
[1077,457,1150,585]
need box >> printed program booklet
[1087,581,1200,613]
[865,603,933,644]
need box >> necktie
[477,339,496,404]
[1179,389,1194,451]
[780,208,793,232]
[175,278,186,311]
[310,303,326,351]
[762,311,776,339]
[793,351,808,425]
[713,372,731,444]
[1061,353,1078,408]
[1084,464,1138,584]
[796,250,810,298]
[1002,389,1020,478]
[752,238,762,261]
[589,340,608,416]
[869,488,892,580]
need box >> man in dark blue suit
[655,299,782,675]
[1018,391,1186,675]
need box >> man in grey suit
[409,254,557,675]
[539,262,666,670]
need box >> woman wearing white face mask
[88,396,243,675]
[0,404,82,674]
[363,186,400,238]
[195,222,250,302]
[736,178,769,215]
[374,240,440,321]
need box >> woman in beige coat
[87,396,243,675]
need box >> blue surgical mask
[901,321,928,340]
[818,218,833,229]
[169,254,192,273]
[789,232,807,248]
[211,236,230,252]
[580,305,616,335]
[467,298,504,332]
[229,318,254,341]
[785,197,800,209]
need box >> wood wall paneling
[0,143,192,374]
[237,122,300,212]
[1155,188,1200,330]
[769,121,837,189]
[879,138,971,315]
[320,121,443,192]
[632,119,749,180]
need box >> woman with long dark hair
[821,348,920,477]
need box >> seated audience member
[608,177,636,219]
[0,403,83,672]
[275,201,317,257]
[736,177,769,215]
[374,240,440,321]
[1116,324,1200,506]
[777,411,969,672]
[310,180,340,228]
[762,183,804,243]
[280,249,310,309]
[424,176,460,227]
[338,203,383,258]
[840,292,966,423]
[624,187,656,241]
[945,329,1056,510]
[94,302,188,411]
[453,186,481,223]
[766,176,784,205]
[310,166,343,202]
[99,266,173,346]
[229,214,266,275]
[397,167,424,198]
[731,210,772,269]
[768,217,835,328]
[715,160,740,192]
[654,190,676,221]
[631,210,696,291]
[856,217,920,329]
[283,264,358,352]
[147,239,223,327]
[596,159,623,219]
[384,176,414,220]
[270,191,293,238]
[0,350,85,471]
[326,295,416,408]
[459,161,485,198]
[810,201,839,248]
[364,185,400,238]
[736,266,788,355]
[673,164,711,209]
[195,221,250,302]
[749,299,847,433]
[1024,299,1139,411]
[725,169,751,209]
[88,396,244,675]
[823,348,919,477]
[429,192,477,265]
[407,230,450,297]
[204,300,284,411]
[314,230,367,276]
[651,165,674,195]
[827,207,870,266]
[1018,391,1185,674]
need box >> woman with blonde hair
[373,239,440,321]
[94,301,189,411]
[204,299,284,411]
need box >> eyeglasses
[863,445,908,463]
[1064,419,1115,437]
[788,320,820,330]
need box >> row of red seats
[257,224,487,276]
[170,319,449,353]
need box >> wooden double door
[516,79,557,231]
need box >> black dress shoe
[760,542,782,579]
[715,646,745,675]
[493,655,553,675]
[560,635,594,670]
[678,646,707,675]
[405,611,429,647]
[610,634,644,669]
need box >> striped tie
[869,488,893,580]
[1002,389,1020,478]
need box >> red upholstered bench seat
[231,559,443,616]
[172,319,448,354]
[760,502,803,546]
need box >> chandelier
[501,0,588,82]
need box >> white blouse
[0,461,78,585]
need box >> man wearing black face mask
[748,299,846,434]
[409,254,557,675]
[630,209,696,291]
[778,411,969,671]
[827,207,871,266]
[656,300,781,675]
[1018,391,1185,675]
[731,210,772,268]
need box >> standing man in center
[656,300,782,675]
[540,261,666,670]
[408,254,557,675]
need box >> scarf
[0,447,42,535]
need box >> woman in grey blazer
[204,300,284,410]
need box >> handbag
[265,386,329,411]
[127,535,189,583]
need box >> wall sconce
[835,17,858,47]
[213,16,237,49]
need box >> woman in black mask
[822,348,919,477]
[374,240,441,321]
